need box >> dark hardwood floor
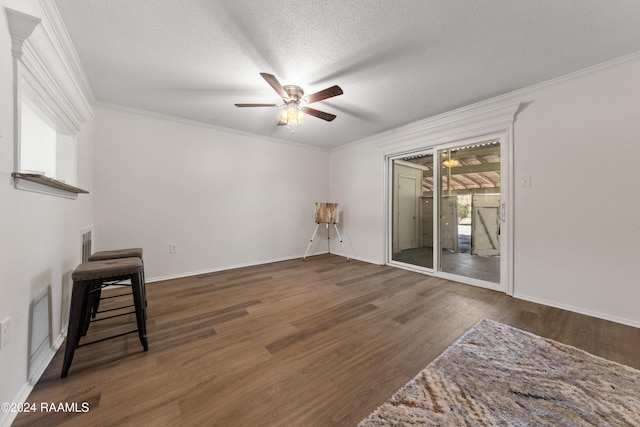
[14,254,640,426]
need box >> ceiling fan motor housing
[283,85,304,102]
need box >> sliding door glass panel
[391,152,434,269]
[438,140,501,283]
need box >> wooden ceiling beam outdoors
[422,162,500,178]
[471,173,498,187]
[449,145,500,158]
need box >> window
[20,80,76,185]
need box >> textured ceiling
[54,0,640,149]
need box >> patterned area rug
[359,319,640,426]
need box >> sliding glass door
[389,138,504,288]
[438,141,501,283]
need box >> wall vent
[81,227,93,262]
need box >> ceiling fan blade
[305,107,337,122]
[277,120,287,126]
[260,73,289,100]
[234,103,278,107]
[303,85,343,104]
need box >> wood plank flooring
[14,254,640,426]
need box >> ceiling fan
[235,73,343,128]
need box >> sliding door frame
[380,101,520,295]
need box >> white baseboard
[147,252,325,283]
[0,332,65,427]
[146,252,384,284]
[0,382,31,427]
[513,292,640,329]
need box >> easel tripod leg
[303,223,320,260]
[333,223,350,261]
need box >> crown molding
[94,101,331,153]
[39,0,95,105]
[333,50,640,154]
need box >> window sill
[12,172,89,199]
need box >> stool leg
[82,284,101,336]
[131,271,148,351]
[141,260,147,308]
[90,286,102,318]
[139,261,147,314]
[61,280,89,378]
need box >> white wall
[329,55,640,327]
[329,140,385,264]
[93,106,330,280]
[0,1,94,425]
[512,56,640,325]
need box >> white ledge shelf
[12,172,89,199]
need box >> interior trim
[12,172,88,199]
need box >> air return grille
[81,228,92,262]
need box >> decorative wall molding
[5,7,41,58]
[5,5,93,134]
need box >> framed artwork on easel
[315,202,339,223]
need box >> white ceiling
[54,0,640,149]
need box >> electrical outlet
[0,317,10,349]
[169,244,177,254]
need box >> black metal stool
[61,257,148,378]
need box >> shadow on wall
[28,280,51,385]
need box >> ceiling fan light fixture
[443,159,460,168]
[279,102,306,125]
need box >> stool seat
[88,248,143,261]
[72,257,142,281]
[86,249,145,318]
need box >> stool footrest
[92,307,136,321]
[100,292,134,300]
[99,279,129,286]
[77,329,139,347]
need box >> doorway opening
[391,152,434,269]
